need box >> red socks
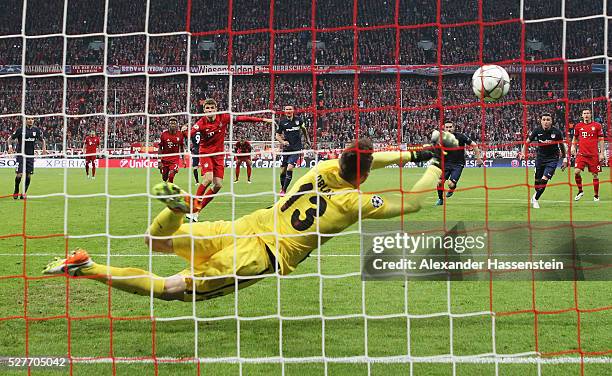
[576,174,600,196]
[200,188,218,210]
[575,175,583,191]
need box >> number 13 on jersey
[280,183,327,231]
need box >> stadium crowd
[0,74,607,152]
[0,0,606,65]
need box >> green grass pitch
[0,166,610,375]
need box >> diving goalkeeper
[44,132,458,301]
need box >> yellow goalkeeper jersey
[238,152,441,274]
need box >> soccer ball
[471,65,510,101]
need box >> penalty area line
[63,355,612,365]
[0,253,362,257]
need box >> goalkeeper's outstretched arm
[363,164,442,219]
[339,133,455,220]
[353,150,443,219]
[370,151,420,169]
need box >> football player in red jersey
[159,118,185,183]
[234,136,253,183]
[571,109,605,201]
[83,130,100,179]
[188,98,274,221]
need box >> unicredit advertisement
[0,157,570,169]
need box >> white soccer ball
[471,65,510,101]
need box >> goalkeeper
[44,132,457,301]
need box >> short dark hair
[203,98,217,107]
[540,113,552,118]
[582,108,591,113]
[168,117,177,123]
[339,138,374,183]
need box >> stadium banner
[147,65,187,74]
[0,63,600,76]
[65,65,103,74]
[0,65,22,74]
[24,65,63,74]
[361,221,612,281]
[0,157,552,169]
[189,65,260,75]
[0,158,87,169]
[190,64,594,75]
[0,158,163,169]
[106,65,187,75]
[130,142,159,154]
[106,65,145,74]
[0,63,602,76]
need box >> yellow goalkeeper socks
[78,263,166,298]
[404,165,442,212]
[148,208,184,237]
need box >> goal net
[0,0,610,375]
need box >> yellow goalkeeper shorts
[171,220,277,300]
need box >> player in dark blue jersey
[435,121,483,205]
[520,113,567,209]
[8,117,46,199]
[276,105,311,196]
[181,124,201,184]
[190,130,201,184]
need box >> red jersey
[574,121,603,157]
[159,130,184,163]
[84,136,100,154]
[191,114,265,155]
[234,141,252,154]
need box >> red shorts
[200,155,225,178]
[235,156,251,164]
[160,160,179,175]
[575,155,601,173]
[85,156,97,163]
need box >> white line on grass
[0,253,361,257]
[59,355,612,365]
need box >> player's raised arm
[234,115,275,124]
